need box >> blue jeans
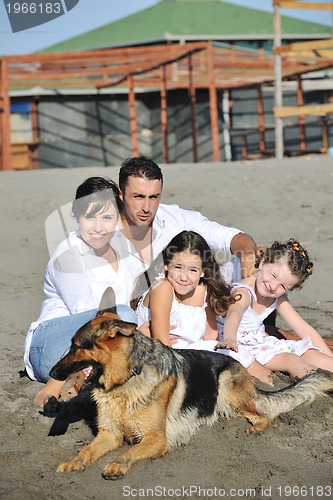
[29,305,138,382]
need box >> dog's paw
[245,426,257,435]
[102,460,129,480]
[102,469,125,481]
[57,460,85,473]
[43,396,60,417]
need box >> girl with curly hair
[215,239,333,383]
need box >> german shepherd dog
[50,310,333,480]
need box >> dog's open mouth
[63,363,103,396]
[80,363,103,389]
[60,363,104,402]
[82,365,94,383]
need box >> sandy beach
[1,154,332,500]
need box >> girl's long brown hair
[163,231,237,315]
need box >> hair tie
[292,242,307,259]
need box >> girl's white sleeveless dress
[216,283,319,368]
[137,283,218,351]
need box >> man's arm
[230,233,257,278]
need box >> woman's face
[78,202,118,251]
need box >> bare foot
[33,378,65,408]
[247,360,274,387]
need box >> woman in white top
[24,177,137,408]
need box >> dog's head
[50,310,138,391]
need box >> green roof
[42,0,331,53]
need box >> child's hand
[214,339,239,352]
[137,320,151,337]
[169,324,179,345]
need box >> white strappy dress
[216,283,319,368]
[137,283,218,351]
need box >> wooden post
[274,4,284,160]
[188,54,198,163]
[207,44,220,162]
[160,65,169,163]
[0,59,12,170]
[296,75,306,151]
[31,98,40,169]
[256,85,266,155]
[128,75,139,157]
[222,90,232,161]
[241,134,248,160]
[321,117,329,152]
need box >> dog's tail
[255,369,333,421]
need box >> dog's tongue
[83,366,94,379]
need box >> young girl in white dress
[215,239,333,381]
[136,230,236,350]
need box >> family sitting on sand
[23,156,333,409]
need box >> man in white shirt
[112,156,257,303]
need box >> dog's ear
[97,287,116,314]
[106,320,137,339]
[96,309,119,320]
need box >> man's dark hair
[119,156,163,194]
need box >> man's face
[119,176,162,227]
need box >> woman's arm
[277,295,333,356]
[149,280,174,347]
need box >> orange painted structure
[1,40,333,169]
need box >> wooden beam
[31,99,40,169]
[207,44,220,162]
[274,1,333,10]
[296,76,306,151]
[321,117,329,152]
[188,53,198,163]
[0,59,12,171]
[274,4,284,160]
[256,86,266,154]
[275,39,333,54]
[128,76,139,157]
[274,103,333,118]
[5,43,208,65]
[160,65,169,164]
[277,50,333,59]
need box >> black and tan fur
[50,310,333,480]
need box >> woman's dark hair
[261,238,313,290]
[71,177,120,220]
[163,230,237,316]
[119,156,163,194]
